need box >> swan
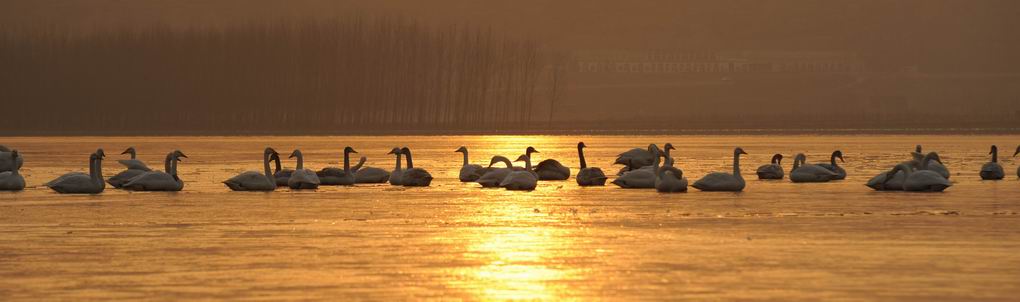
[122,150,187,191]
[500,154,538,190]
[400,147,433,187]
[1015,146,1019,178]
[887,162,951,192]
[387,147,404,186]
[611,146,662,188]
[47,149,106,194]
[815,150,847,180]
[789,153,839,183]
[575,142,607,186]
[614,144,659,174]
[455,146,485,182]
[354,156,390,184]
[269,152,294,186]
[109,151,177,188]
[0,146,24,172]
[286,149,320,189]
[691,147,747,192]
[980,145,1005,180]
[223,147,279,191]
[655,166,687,193]
[0,150,26,191]
[911,145,950,178]
[918,152,950,179]
[661,143,677,167]
[911,145,924,162]
[477,156,515,188]
[116,147,152,171]
[527,146,570,180]
[756,154,784,180]
[318,147,360,185]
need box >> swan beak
[120,149,131,155]
[351,149,358,154]
[839,156,845,163]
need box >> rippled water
[2,135,1020,300]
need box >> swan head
[734,147,747,156]
[121,147,136,156]
[1014,146,1019,157]
[270,152,281,162]
[526,146,539,155]
[771,154,783,165]
[577,142,586,149]
[793,153,806,168]
[288,150,302,159]
[173,150,187,159]
[455,146,468,153]
[263,147,278,156]
[400,147,411,155]
[663,143,675,152]
[915,145,922,153]
[344,146,358,154]
[95,149,106,159]
[387,147,401,155]
[924,152,943,164]
[832,150,844,163]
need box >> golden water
[2,135,1020,300]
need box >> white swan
[614,144,659,174]
[888,162,952,192]
[789,153,839,183]
[815,150,847,180]
[692,147,747,192]
[400,147,433,187]
[527,146,570,180]
[500,154,538,190]
[223,147,279,191]
[980,145,1005,180]
[477,156,515,188]
[756,154,784,180]
[0,145,24,172]
[0,150,26,191]
[612,147,662,188]
[387,147,403,186]
[655,166,687,193]
[576,142,607,186]
[355,156,391,184]
[47,149,106,194]
[109,151,177,188]
[123,150,187,191]
[116,147,152,171]
[286,149,320,190]
[270,153,294,186]
[455,146,485,182]
[318,147,359,186]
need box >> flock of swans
[0,143,1018,194]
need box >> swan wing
[355,167,391,183]
[459,164,484,182]
[224,171,274,191]
[535,159,570,180]
[117,159,152,171]
[108,169,146,188]
[692,172,743,191]
[577,167,608,186]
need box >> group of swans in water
[1,143,1019,194]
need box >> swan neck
[733,151,742,177]
[405,151,414,169]
[652,150,661,169]
[830,153,838,166]
[263,152,272,178]
[164,153,173,173]
[992,148,998,163]
[524,156,532,170]
[130,150,137,159]
[273,155,282,173]
[394,153,402,170]
[462,150,469,166]
[577,145,587,169]
[296,153,304,170]
[343,150,351,173]
[171,154,178,176]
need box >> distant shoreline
[4,128,1020,137]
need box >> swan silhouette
[286,149,320,190]
[116,147,152,171]
[575,142,607,186]
[477,156,515,188]
[614,144,659,175]
[122,150,187,191]
[354,156,390,184]
[318,147,359,186]
[888,161,952,192]
[500,154,538,190]
[911,145,950,178]
[789,153,838,183]
[612,146,662,188]
[47,149,106,194]
[109,150,180,188]
[815,150,846,180]
[691,147,747,192]
[0,150,26,191]
[455,146,485,182]
[980,145,1005,180]
[756,154,784,180]
[655,166,687,193]
[223,147,279,191]
[387,147,404,186]
[527,146,570,180]
[399,147,433,187]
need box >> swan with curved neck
[655,165,687,193]
[887,154,951,192]
[0,150,26,191]
[387,147,404,185]
[789,153,838,183]
[501,154,539,190]
[692,147,747,192]
[528,146,570,180]
[611,147,662,188]
[576,142,607,186]
[815,150,846,180]
[286,149,320,189]
[122,150,186,191]
[400,147,433,187]
[224,147,279,191]
[116,147,152,171]
[109,150,172,188]
[318,147,359,185]
[455,146,485,182]
[980,145,1005,180]
[270,153,294,186]
[614,144,660,173]
[756,154,784,180]
[47,149,106,194]
[477,155,515,188]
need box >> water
[2,135,1020,300]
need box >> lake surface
[2,135,1020,301]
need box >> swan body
[692,147,747,192]
[47,149,106,194]
[455,146,485,182]
[614,144,659,173]
[866,170,906,191]
[575,142,607,186]
[318,147,360,185]
[269,153,294,186]
[286,150,320,190]
[815,150,847,180]
[355,165,391,184]
[500,154,538,190]
[399,147,432,187]
[123,150,187,191]
[888,159,951,192]
[612,146,662,188]
[980,145,1005,180]
[0,150,26,191]
[756,154,784,180]
[524,146,569,181]
[478,156,515,188]
[387,148,404,185]
[223,147,278,191]
[790,153,839,183]
[655,166,687,193]
[116,147,152,171]
[0,145,24,172]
